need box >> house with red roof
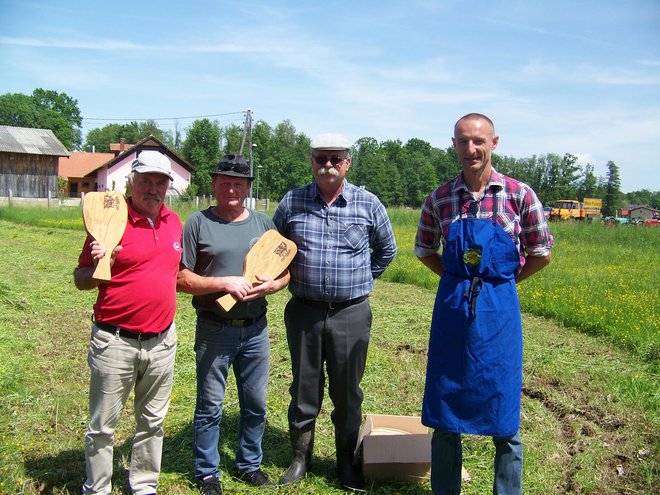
[58,135,194,197]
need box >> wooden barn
[0,125,70,198]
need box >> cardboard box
[356,414,431,482]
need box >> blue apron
[422,199,523,437]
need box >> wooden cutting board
[216,229,297,312]
[82,191,128,282]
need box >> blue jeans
[193,315,270,479]
[431,430,522,495]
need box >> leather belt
[198,311,266,328]
[296,295,368,310]
[94,320,170,340]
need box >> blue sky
[1,0,658,193]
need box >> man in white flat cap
[75,150,182,495]
[273,134,397,491]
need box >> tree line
[1,88,658,214]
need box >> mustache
[317,167,339,176]
[141,194,162,201]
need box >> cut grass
[2,204,657,361]
[0,220,657,494]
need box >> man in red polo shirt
[74,150,183,495]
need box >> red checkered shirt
[414,169,553,268]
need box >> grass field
[3,204,656,363]
[383,208,660,365]
[0,205,658,494]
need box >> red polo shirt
[77,199,183,333]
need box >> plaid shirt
[414,169,553,266]
[273,180,397,302]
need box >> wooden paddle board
[82,191,128,282]
[216,229,297,312]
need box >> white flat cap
[131,150,173,180]
[310,133,351,151]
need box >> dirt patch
[523,375,655,494]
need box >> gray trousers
[284,297,372,436]
[83,323,176,495]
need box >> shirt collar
[454,167,505,195]
[127,197,171,224]
[312,179,349,205]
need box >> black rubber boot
[279,422,315,485]
[335,432,365,491]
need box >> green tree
[578,164,600,199]
[222,123,244,155]
[181,119,222,197]
[0,92,36,127]
[84,123,139,152]
[349,137,402,206]
[377,139,405,205]
[493,155,543,194]
[84,120,173,152]
[625,189,660,209]
[0,88,82,150]
[349,137,381,189]
[536,153,581,204]
[261,121,311,201]
[31,88,83,150]
[602,161,623,217]
[400,139,438,207]
[136,120,174,148]
[251,121,274,199]
[434,147,461,184]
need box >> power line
[82,110,246,122]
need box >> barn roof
[0,125,70,157]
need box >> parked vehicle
[549,198,602,221]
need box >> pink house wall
[96,152,191,195]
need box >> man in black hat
[177,154,290,494]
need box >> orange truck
[549,198,602,221]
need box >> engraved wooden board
[82,191,128,282]
[216,229,297,312]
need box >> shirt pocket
[343,223,368,250]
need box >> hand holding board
[82,191,128,282]
[216,229,297,312]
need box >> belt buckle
[328,301,336,310]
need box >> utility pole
[239,108,254,207]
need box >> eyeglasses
[217,155,250,174]
[313,155,346,166]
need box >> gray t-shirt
[182,207,276,319]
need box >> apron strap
[492,187,498,224]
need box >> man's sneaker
[199,474,223,495]
[239,468,278,487]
